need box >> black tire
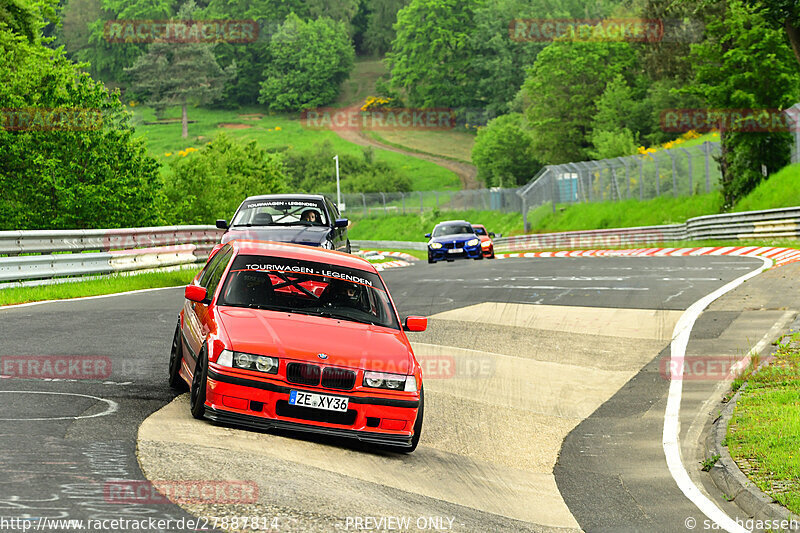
[408,387,424,452]
[489,251,495,259]
[168,322,188,391]
[190,347,209,419]
[427,256,435,264]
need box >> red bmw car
[471,224,495,259]
[168,240,427,451]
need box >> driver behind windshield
[300,209,320,224]
[323,280,368,312]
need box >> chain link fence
[340,188,523,217]
[337,141,725,230]
[517,141,722,231]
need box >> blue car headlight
[467,238,480,247]
[429,242,443,249]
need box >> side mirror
[185,285,208,303]
[403,316,427,332]
[488,232,495,238]
[424,233,432,238]
[216,219,229,230]
[335,218,349,228]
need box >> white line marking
[474,285,649,291]
[0,391,119,421]
[663,255,772,533]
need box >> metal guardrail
[0,226,223,283]
[353,206,800,254]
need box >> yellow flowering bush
[361,95,401,112]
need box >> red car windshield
[218,255,400,330]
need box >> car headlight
[429,242,442,249]
[218,349,278,374]
[481,240,491,247]
[363,371,407,390]
[467,238,480,246]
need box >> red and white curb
[356,250,418,271]
[496,246,800,268]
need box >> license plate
[289,390,349,412]
[447,248,462,254]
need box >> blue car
[425,220,483,264]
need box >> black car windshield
[231,199,328,227]
[472,226,487,235]
[218,255,400,329]
[433,224,474,237]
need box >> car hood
[217,307,412,374]
[221,225,331,246]
[429,232,479,244]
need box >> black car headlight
[218,350,278,374]
[363,371,415,391]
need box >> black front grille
[286,363,321,386]
[275,401,357,425]
[321,367,356,390]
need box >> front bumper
[204,367,419,448]
[428,245,482,262]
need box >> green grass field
[0,268,200,306]
[130,105,461,192]
[727,332,800,515]
[366,130,475,163]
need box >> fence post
[522,195,529,232]
[702,142,711,193]
[361,193,367,216]
[652,152,661,196]
[638,157,644,200]
[679,147,693,195]
[380,192,387,215]
[435,191,439,208]
[666,149,678,197]
[419,191,424,213]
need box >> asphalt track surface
[0,255,790,533]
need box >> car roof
[472,224,486,228]
[242,194,328,202]
[435,219,471,227]
[227,240,377,273]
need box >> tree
[588,74,642,159]
[743,0,800,67]
[362,0,407,55]
[258,13,354,111]
[0,26,164,230]
[471,113,539,187]
[687,0,800,207]
[387,0,484,108]
[125,1,233,137]
[164,133,285,224]
[76,0,175,85]
[522,39,637,164]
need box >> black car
[216,194,351,253]
[425,220,483,264]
